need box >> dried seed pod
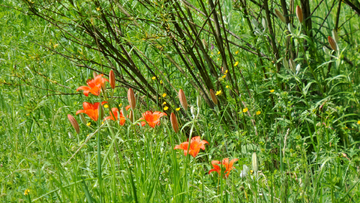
[109,70,115,89]
[274,9,286,23]
[67,114,80,134]
[127,88,136,110]
[170,113,179,133]
[328,36,337,51]
[210,89,218,105]
[178,89,188,111]
[296,6,303,23]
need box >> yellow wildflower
[215,90,222,96]
[217,51,220,54]
[234,61,239,66]
[235,51,239,54]
[243,108,248,113]
[152,76,156,80]
[176,107,180,111]
[256,111,261,115]
[162,93,167,97]
[226,85,229,89]
[102,122,104,125]
[162,102,167,105]
[87,122,91,126]
[104,104,109,108]
[119,103,122,107]
[224,70,228,74]
[222,74,226,79]
[164,106,169,111]
[270,89,275,93]
[53,44,59,48]
[24,189,30,196]
[357,120,360,125]
[96,7,100,11]
[160,80,163,84]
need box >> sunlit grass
[1,0,360,202]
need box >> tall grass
[1,0,360,202]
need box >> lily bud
[79,114,87,125]
[289,59,296,72]
[296,6,303,23]
[210,89,218,105]
[283,58,289,69]
[328,36,337,51]
[127,88,136,110]
[98,105,104,121]
[261,18,267,30]
[67,114,80,134]
[274,9,286,23]
[202,39,208,50]
[170,113,179,133]
[128,110,134,123]
[93,71,98,78]
[190,106,195,119]
[196,95,201,108]
[178,89,188,111]
[109,70,115,89]
[252,152,258,174]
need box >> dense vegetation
[2,0,360,202]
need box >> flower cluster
[173,90,238,178]
[68,73,238,180]
[68,72,167,129]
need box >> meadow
[1,0,360,202]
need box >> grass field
[2,0,360,202]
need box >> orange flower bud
[274,9,286,23]
[210,89,218,105]
[328,36,337,51]
[109,70,115,89]
[296,6,303,23]
[178,89,188,111]
[127,88,136,110]
[170,113,179,133]
[67,114,80,134]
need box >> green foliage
[1,0,360,202]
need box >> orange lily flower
[174,136,208,157]
[76,74,109,96]
[140,111,167,128]
[104,108,126,126]
[76,101,107,121]
[209,158,238,178]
